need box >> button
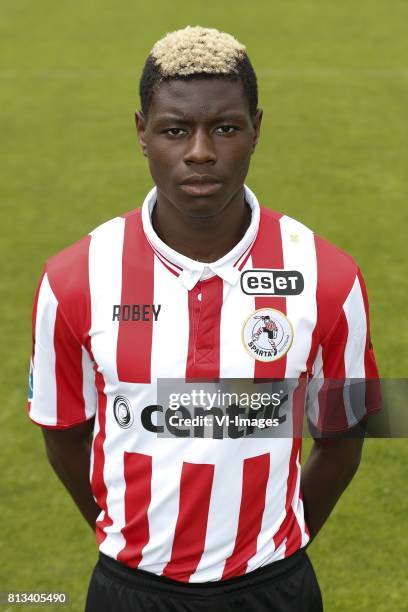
[197,293,202,301]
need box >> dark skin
[42,77,364,541]
[135,79,261,261]
[42,417,100,530]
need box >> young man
[28,26,380,612]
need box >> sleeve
[27,270,97,428]
[306,267,382,435]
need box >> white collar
[141,185,260,290]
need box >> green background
[1,1,407,610]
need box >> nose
[183,128,217,165]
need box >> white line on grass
[0,68,407,79]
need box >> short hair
[139,26,258,117]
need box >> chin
[183,206,222,220]
[165,188,223,217]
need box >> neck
[151,187,252,263]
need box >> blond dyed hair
[150,26,247,77]
[139,25,258,116]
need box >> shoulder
[45,212,141,292]
[260,205,358,273]
[313,231,359,296]
[285,214,363,339]
[43,212,140,336]
[261,204,358,271]
[45,233,91,296]
[259,205,362,337]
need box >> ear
[135,110,148,157]
[251,108,263,153]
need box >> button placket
[186,276,223,380]
[194,278,219,364]
[190,283,202,358]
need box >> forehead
[148,78,249,120]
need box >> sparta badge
[242,308,294,362]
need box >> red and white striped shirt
[28,185,380,582]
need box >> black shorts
[85,548,323,612]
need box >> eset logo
[240,269,304,296]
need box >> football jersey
[28,185,380,582]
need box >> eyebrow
[154,112,248,123]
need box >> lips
[180,174,221,185]
[180,175,222,196]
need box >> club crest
[242,308,294,362]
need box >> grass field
[1,1,407,610]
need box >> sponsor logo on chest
[241,269,304,295]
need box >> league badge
[28,358,33,400]
[242,308,294,362]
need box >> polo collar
[141,185,260,291]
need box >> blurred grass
[1,1,407,610]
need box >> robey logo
[240,269,304,296]
[112,304,161,321]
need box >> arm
[41,418,101,531]
[300,434,364,543]
[302,259,380,543]
[29,268,100,531]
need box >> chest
[89,263,318,387]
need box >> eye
[215,125,238,135]
[164,128,187,136]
